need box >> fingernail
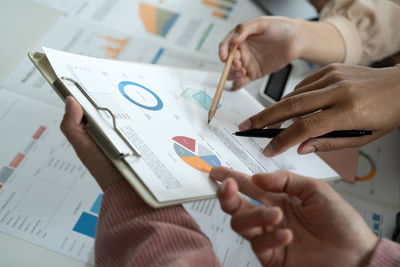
[263,143,275,157]
[235,71,243,78]
[65,97,72,114]
[233,80,241,89]
[299,145,316,155]
[238,119,251,131]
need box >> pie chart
[173,136,221,173]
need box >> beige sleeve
[320,0,400,65]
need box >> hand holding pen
[236,64,400,157]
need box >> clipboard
[28,51,210,208]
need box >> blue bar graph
[90,194,103,215]
[73,212,98,238]
[151,48,165,64]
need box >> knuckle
[326,63,341,72]
[296,118,318,135]
[250,113,265,128]
[59,119,67,134]
[270,134,285,151]
[230,217,241,232]
[329,70,345,82]
[235,23,244,33]
[283,97,301,114]
[315,142,337,152]
[338,80,353,90]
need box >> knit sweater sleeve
[94,180,222,267]
[368,238,400,267]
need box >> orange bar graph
[202,0,220,8]
[212,10,228,19]
[98,35,130,59]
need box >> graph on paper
[118,81,164,111]
[181,88,221,111]
[173,136,221,173]
[139,2,179,37]
[73,194,102,238]
[201,0,237,20]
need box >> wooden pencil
[208,43,238,124]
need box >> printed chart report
[0,90,102,264]
[43,47,338,203]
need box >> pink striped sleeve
[368,238,400,267]
[95,180,221,267]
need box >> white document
[75,0,263,58]
[0,86,260,266]
[1,17,222,107]
[0,89,102,264]
[336,191,398,239]
[43,47,338,203]
[331,130,400,207]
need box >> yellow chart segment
[181,156,212,173]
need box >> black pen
[233,128,372,138]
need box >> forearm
[95,180,221,267]
[296,19,345,65]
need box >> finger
[251,229,293,254]
[60,97,101,164]
[217,178,242,214]
[251,171,321,202]
[238,89,335,131]
[297,128,389,153]
[60,97,86,145]
[232,49,242,70]
[232,76,251,90]
[284,73,338,100]
[293,64,334,90]
[230,207,283,234]
[217,179,271,240]
[210,166,270,203]
[263,109,341,157]
[231,19,269,44]
[219,30,235,62]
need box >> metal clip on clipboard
[60,76,141,158]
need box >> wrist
[355,236,379,267]
[295,19,345,64]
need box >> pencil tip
[207,120,211,124]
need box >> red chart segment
[173,136,221,173]
[173,136,196,152]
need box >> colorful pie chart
[173,136,221,173]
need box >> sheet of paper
[335,191,398,239]
[1,17,222,107]
[0,87,261,266]
[43,47,338,203]
[74,0,263,58]
[330,130,400,207]
[0,89,102,264]
[30,0,91,15]
[184,199,260,266]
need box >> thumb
[252,171,321,201]
[232,19,268,44]
[297,131,387,154]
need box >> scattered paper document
[41,47,338,203]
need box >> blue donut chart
[118,81,163,111]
